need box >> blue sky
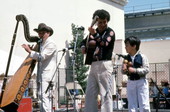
[125,0,169,7]
[124,0,170,12]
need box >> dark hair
[124,36,141,51]
[164,82,169,86]
[92,9,110,21]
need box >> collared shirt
[81,27,115,62]
[30,37,57,81]
[121,51,149,78]
[135,52,149,77]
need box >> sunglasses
[38,31,47,35]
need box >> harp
[0,14,39,111]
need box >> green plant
[69,23,89,91]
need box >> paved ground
[1,108,168,112]
[55,108,170,112]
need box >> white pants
[127,78,150,112]
[84,61,114,112]
[39,81,52,112]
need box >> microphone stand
[72,31,80,112]
[45,50,65,112]
[37,38,43,112]
[114,54,124,112]
[113,55,120,112]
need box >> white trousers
[39,81,52,112]
[127,78,150,112]
[84,61,114,112]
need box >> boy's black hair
[124,36,141,51]
[92,9,110,22]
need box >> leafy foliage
[69,23,89,91]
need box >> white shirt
[30,37,57,81]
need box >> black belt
[129,77,140,81]
[93,58,111,62]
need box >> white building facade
[0,0,127,73]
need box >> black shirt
[81,27,115,64]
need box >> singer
[22,23,57,112]
[121,36,150,112]
[80,9,115,112]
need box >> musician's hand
[29,45,34,50]
[22,44,32,53]
[128,62,133,67]
[122,63,128,72]
[100,37,111,46]
[128,67,137,73]
[81,46,86,54]
[88,27,96,35]
[90,35,94,39]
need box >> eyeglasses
[38,31,47,35]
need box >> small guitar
[84,16,99,65]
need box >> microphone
[77,26,85,30]
[59,47,74,52]
[37,38,43,43]
[116,54,127,59]
[28,36,40,43]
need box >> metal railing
[57,62,170,103]
[117,62,170,86]
[57,62,170,88]
[125,1,170,13]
